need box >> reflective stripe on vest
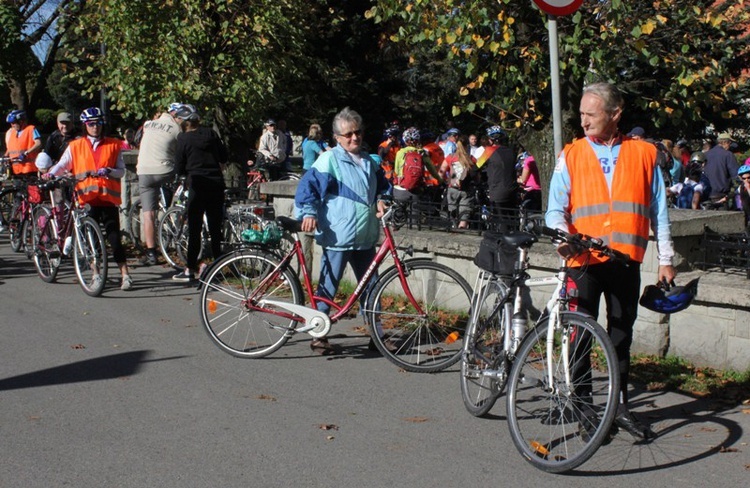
[69,137,122,206]
[7,126,38,174]
[565,138,656,265]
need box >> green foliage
[369,0,750,141]
[68,0,313,135]
[34,108,57,126]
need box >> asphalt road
[0,238,748,488]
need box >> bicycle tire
[127,197,144,252]
[158,206,188,268]
[8,199,24,252]
[366,260,473,373]
[73,216,108,297]
[21,212,34,259]
[506,312,620,473]
[176,217,207,265]
[200,250,303,358]
[460,278,510,417]
[32,205,60,283]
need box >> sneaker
[139,251,158,266]
[172,269,195,282]
[121,274,133,291]
[91,274,103,290]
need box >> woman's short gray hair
[582,82,624,114]
[332,107,363,135]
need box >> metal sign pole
[548,14,563,157]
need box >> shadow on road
[0,350,187,391]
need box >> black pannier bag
[473,231,518,275]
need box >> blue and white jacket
[295,145,391,250]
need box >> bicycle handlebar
[539,225,631,264]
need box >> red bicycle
[199,204,474,372]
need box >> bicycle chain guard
[256,299,332,338]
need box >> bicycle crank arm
[256,299,332,338]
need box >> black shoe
[172,269,195,282]
[139,252,158,266]
[615,405,655,440]
[578,413,599,443]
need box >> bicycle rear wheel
[460,278,510,417]
[8,199,24,252]
[506,312,620,473]
[367,260,473,373]
[73,216,108,297]
[32,205,61,283]
[158,206,188,268]
[21,211,34,259]
[127,197,144,252]
[200,251,303,358]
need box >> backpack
[399,150,425,191]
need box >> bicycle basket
[27,184,43,204]
[241,221,282,245]
[474,231,517,275]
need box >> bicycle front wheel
[460,278,510,417]
[367,260,473,373]
[73,216,108,297]
[506,312,620,473]
[32,205,60,283]
[200,251,303,358]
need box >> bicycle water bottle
[63,236,73,255]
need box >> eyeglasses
[85,120,103,127]
[336,129,362,139]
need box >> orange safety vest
[422,142,444,187]
[6,125,38,174]
[565,137,656,266]
[69,137,122,206]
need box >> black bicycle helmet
[639,278,699,314]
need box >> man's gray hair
[333,107,363,135]
[582,82,624,114]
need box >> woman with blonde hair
[440,134,479,229]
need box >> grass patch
[630,353,750,406]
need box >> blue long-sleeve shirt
[546,137,674,265]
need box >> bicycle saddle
[277,216,303,233]
[500,231,537,249]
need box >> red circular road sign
[533,0,583,16]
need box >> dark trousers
[88,205,126,264]
[568,259,641,404]
[186,177,224,270]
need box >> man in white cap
[703,132,739,205]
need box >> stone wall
[263,180,750,372]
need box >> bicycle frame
[243,210,427,336]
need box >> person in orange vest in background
[420,129,445,204]
[546,82,675,441]
[377,125,400,183]
[44,107,133,291]
[4,109,42,176]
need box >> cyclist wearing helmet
[4,109,42,175]
[547,83,676,441]
[45,107,133,291]
[737,162,750,229]
[392,127,443,203]
[377,125,401,182]
[135,102,184,265]
[477,124,518,230]
[172,104,228,282]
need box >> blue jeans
[315,247,378,316]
